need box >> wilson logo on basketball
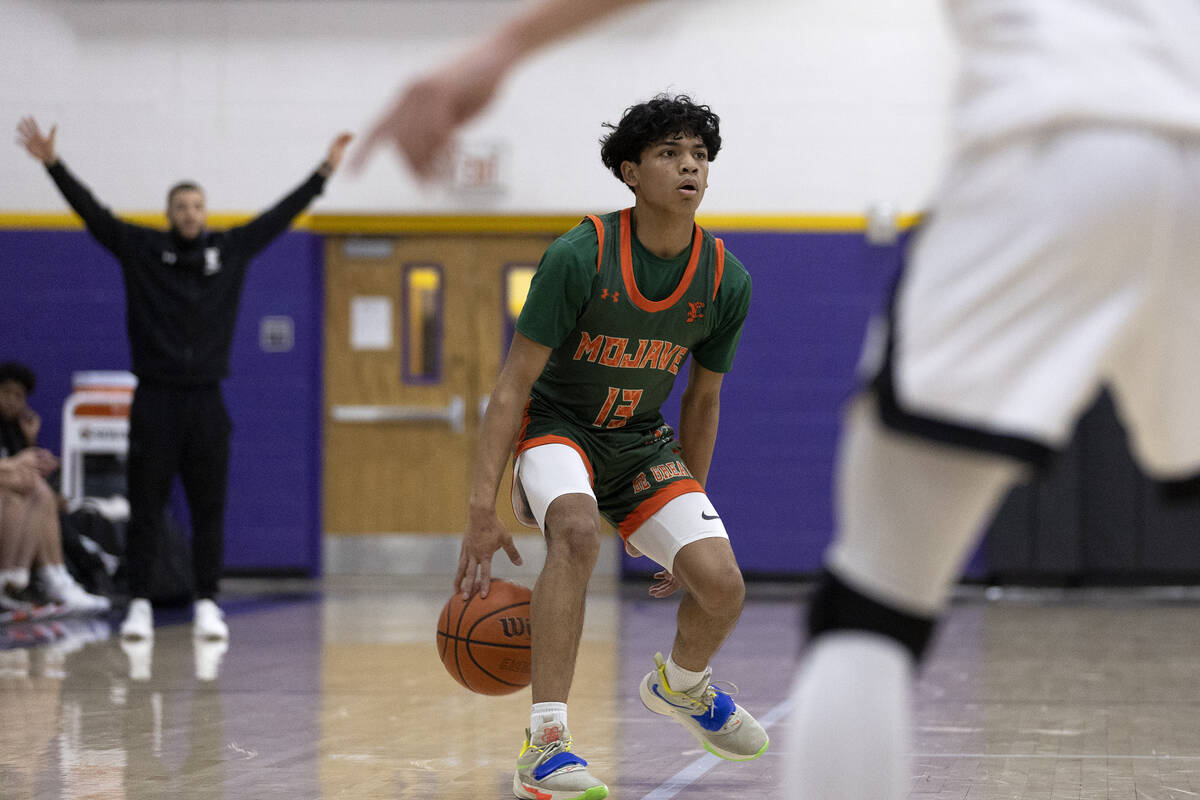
[499,616,531,637]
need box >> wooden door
[323,234,554,536]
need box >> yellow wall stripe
[0,211,921,234]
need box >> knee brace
[806,570,937,662]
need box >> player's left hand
[648,570,682,599]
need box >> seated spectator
[0,362,111,615]
[0,361,41,458]
[0,450,110,614]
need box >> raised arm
[456,332,552,600]
[228,132,352,258]
[17,117,128,254]
[353,0,650,177]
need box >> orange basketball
[436,578,532,695]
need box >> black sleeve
[46,160,131,256]
[226,170,326,260]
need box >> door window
[503,263,536,355]
[403,263,444,383]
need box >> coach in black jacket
[18,116,351,642]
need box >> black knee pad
[806,571,937,662]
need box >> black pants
[126,383,231,600]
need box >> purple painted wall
[1,229,322,575]
[5,225,960,579]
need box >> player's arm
[457,332,552,600]
[17,117,128,254]
[228,132,352,258]
[677,361,725,489]
[354,0,650,177]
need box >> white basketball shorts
[866,126,1200,478]
[512,442,728,572]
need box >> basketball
[436,578,532,695]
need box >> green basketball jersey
[526,208,734,433]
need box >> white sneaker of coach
[120,598,154,641]
[193,599,228,641]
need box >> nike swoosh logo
[701,511,720,520]
[652,684,699,711]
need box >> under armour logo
[599,288,620,303]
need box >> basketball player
[450,94,766,799]
[356,1,1200,797]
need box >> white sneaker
[47,580,111,616]
[39,565,110,615]
[193,599,228,641]
[120,598,154,640]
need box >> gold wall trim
[0,211,922,234]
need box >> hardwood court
[1,577,1198,799]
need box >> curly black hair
[600,94,721,192]
[0,362,35,395]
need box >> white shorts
[868,126,1200,478]
[512,442,728,572]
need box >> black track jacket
[46,160,326,386]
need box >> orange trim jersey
[517,208,747,435]
[512,209,751,537]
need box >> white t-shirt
[948,0,1200,149]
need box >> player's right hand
[351,46,507,179]
[455,506,523,600]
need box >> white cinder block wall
[2,0,957,216]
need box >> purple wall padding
[6,226,984,580]
[0,230,322,575]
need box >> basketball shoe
[513,717,608,800]
[639,652,769,761]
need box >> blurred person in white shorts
[355,0,1200,796]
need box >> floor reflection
[0,579,1199,799]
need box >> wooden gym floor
[2,575,1199,799]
